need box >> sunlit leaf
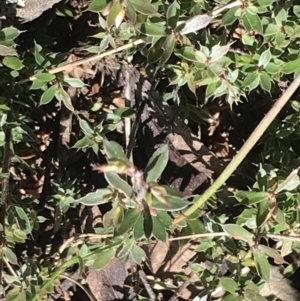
[253,248,270,281]
[144,144,169,182]
[276,168,300,193]
[3,56,24,70]
[56,87,74,112]
[0,27,22,41]
[107,1,122,29]
[40,84,58,105]
[0,45,17,56]
[103,140,131,165]
[136,23,167,37]
[258,49,272,68]
[222,224,253,243]
[88,0,108,12]
[130,244,145,265]
[220,277,239,294]
[105,172,133,197]
[64,77,86,88]
[93,248,116,269]
[152,215,166,241]
[167,1,180,29]
[178,14,211,35]
[75,188,111,205]
[151,196,189,211]
[115,209,141,236]
[129,0,157,16]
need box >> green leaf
[125,0,136,23]
[195,50,207,63]
[6,287,23,301]
[118,237,134,260]
[253,249,270,281]
[93,248,116,269]
[56,87,75,112]
[276,168,300,193]
[144,144,169,182]
[210,43,232,62]
[152,215,167,241]
[258,49,271,68]
[35,73,56,82]
[130,244,146,265]
[13,229,27,242]
[159,36,176,66]
[136,23,167,37]
[156,210,172,229]
[175,47,197,62]
[31,79,47,90]
[259,72,272,92]
[88,0,108,12]
[64,77,85,88]
[4,247,18,265]
[15,206,31,234]
[143,202,153,239]
[134,215,144,240]
[256,199,269,228]
[75,188,111,205]
[220,277,239,294]
[79,118,94,135]
[72,136,92,149]
[103,140,131,164]
[222,224,253,243]
[257,245,286,265]
[281,58,300,74]
[3,56,24,70]
[151,196,189,211]
[258,0,274,6]
[167,1,180,29]
[243,73,260,91]
[178,14,211,35]
[274,8,287,25]
[222,7,239,25]
[263,24,279,36]
[105,172,134,197]
[0,27,21,41]
[294,5,300,18]
[113,205,124,230]
[291,100,300,112]
[40,84,58,105]
[147,38,165,64]
[265,62,279,74]
[34,42,46,65]
[245,11,262,33]
[235,191,269,205]
[107,1,122,29]
[116,209,141,236]
[129,0,157,16]
[0,45,17,56]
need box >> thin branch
[17,39,146,85]
[58,233,113,255]
[168,232,230,241]
[138,269,157,300]
[168,232,300,242]
[59,274,97,301]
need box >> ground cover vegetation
[1,0,300,300]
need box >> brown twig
[16,39,146,85]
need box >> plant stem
[173,74,300,225]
